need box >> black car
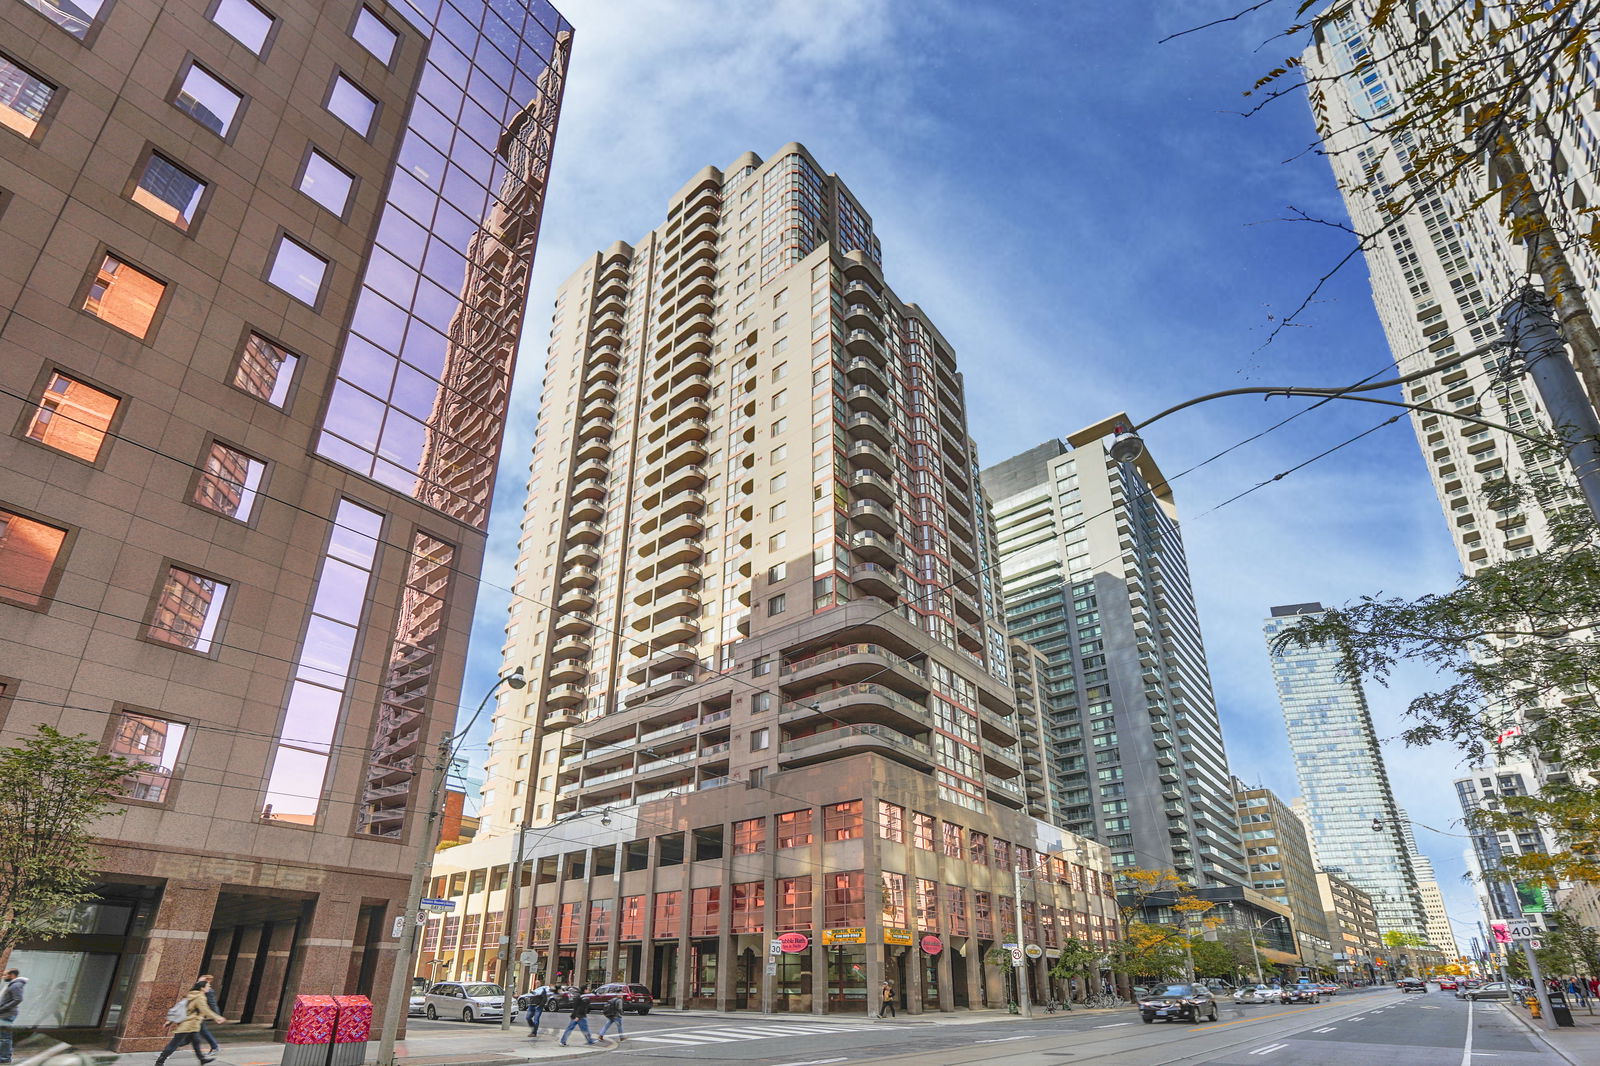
[1398,978,1428,993]
[1138,983,1219,1023]
[1283,985,1320,1004]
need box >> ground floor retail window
[5,950,120,1027]
[826,945,866,1011]
[773,947,812,1012]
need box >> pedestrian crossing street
[626,1022,861,1046]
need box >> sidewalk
[103,1028,609,1066]
[1496,999,1600,1066]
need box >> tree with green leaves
[1535,912,1600,977]
[1106,869,1227,982]
[1383,930,1432,977]
[0,725,139,960]
[1048,937,1103,1003]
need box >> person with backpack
[0,969,26,1065]
[597,996,624,1043]
[197,976,223,1054]
[558,987,596,1047]
[518,983,550,1037]
[155,981,225,1066]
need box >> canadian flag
[1496,725,1523,746]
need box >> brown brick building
[0,0,568,1047]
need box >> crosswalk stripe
[626,1024,861,1045]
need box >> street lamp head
[1107,424,1145,464]
[503,666,526,690]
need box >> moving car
[1138,983,1219,1023]
[1313,983,1339,996]
[1437,979,1458,990]
[1456,981,1531,1001]
[1283,985,1320,1003]
[589,983,655,1014]
[1398,978,1428,993]
[1233,984,1284,1004]
[548,985,585,1011]
[422,981,512,1021]
[409,978,428,1017]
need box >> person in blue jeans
[520,984,550,1036]
[0,970,27,1065]
[559,989,596,1046]
[598,998,624,1043]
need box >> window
[193,441,266,521]
[912,811,935,851]
[824,871,864,925]
[776,808,813,849]
[173,62,244,137]
[131,153,207,230]
[969,831,988,866]
[21,0,106,39]
[877,801,904,842]
[233,333,298,406]
[0,55,54,137]
[769,501,786,520]
[326,73,377,135]
[0,507,68,608]
[771,417,787,435]
[210,0,275,54]
[298,149,354,215]
[619,895,645,939]
[767,594,786,616]
[147,565,229,653]
[690,886,720,936]
[915,878,938,930]
[771,444,787,462]
[775,876,811,931]
[653,891,681,937]
[352,6,398,64]
[730,881,764,933]
[588,899,613,939]
[823,800,863,841]
[107,711,184,803]
[26,371,119,462]
[267,235,328,305]
[732,817,766,854]
[941,822,963,859]
[82,254,165,338]
[880,871,907,927]
[769,473,787,492]
[749,727,770,752]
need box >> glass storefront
[689,940,718,1009]
[6,882,159,1035]
[773,947,813,1012]
[826,946,867,1012]
[649,942,677,1002]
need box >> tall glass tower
[1263,603,1429,941]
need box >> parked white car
[1233,984,1284,1004]
[422,981,510,1021]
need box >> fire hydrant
[1526,994,1542,1018]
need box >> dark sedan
[1138,983,1219,1023]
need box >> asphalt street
[399,987,1566,1065]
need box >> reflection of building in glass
[985,430,1247,885]
[1,0,569,1049]
[1264,603,1429,943]
[461,145,1114,1013]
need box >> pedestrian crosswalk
[626,1023,860,1046]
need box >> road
[405,987,1564,1064]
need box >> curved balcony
[578,416,614,441]
[568,496,603,524]
[781,683,931,735]
[556,563,595,589]
[681,254,716,286]
[664,418,709,449]
[682,235,716,268]
[847,384,891,418]
[650,393,709,426]
[545,687,583,711]
[1025,767,1045,783]
[642,616,699,650]
[845,279,882,304]
[575,435,611,462]
[952,586,982,623]
[849,499,897,535]
[554,610,594,634]
[558,587,596,613]
[585,376,619,402]
[654,491,705,526]
[684,198,719,231]
[599,256,629,284]
[845,329,884,360]
[656,464,707,499]
[778,643,927,694]
[548,658,587,685]
[676,289,714,322]
[595,305,625,331]
[593,324,622,346]
[598,274,627,301]
[846,440,892,477]
[587,341,621,366]
[845,357,888,390]
[571,475,607,501]
[650,589,700,622]
[850,470,894,505]
[587,359,621,386]
[655,561,702,592]
[647,642,698,673]
[566,521,603,545]
[844,301,884,338]
[778,724,933,773]
[682,219,718,250]
[662,438,708,473]
[670,373,712,404]
[850,530,899,565]
[651,537,703,571]
[670,349,712,381]
[846,412,893,449]
[851,562,901,601]
[581,397,616,423]
[551,635,590,660]
[563,542,600,568]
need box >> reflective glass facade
[316,0,572,530]
[1264,603,1429,939]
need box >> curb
[1494,1001,1584,1066]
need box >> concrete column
[962,938,981,1009]
[287,894,359,1003]
[903,944,921,1014]
[253,920,300,1026]
[113,880,221,1052]
[936,939,954,1012]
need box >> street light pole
[372,668,524,1066]
[1013,859,1033,1018]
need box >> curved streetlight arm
[1130,345,1496,432]
[1262,389,1549,445]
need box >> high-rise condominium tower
[982,426,1246,886]
[1303,2,1597,575]
[1264,604,1429,942]
[467,145,1114,1013]
[1395,809,1461,961]
[0,0,568,1047]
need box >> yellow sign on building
[884,928,913,946]
[823,927,867,945]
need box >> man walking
[558,988,596,1047]
[197,976,222,1054]
[154,981,225,1066]
[0,969,26,1065]
[597,996,625,1043]
[519,982,550,1037]
[878,980,896,1018]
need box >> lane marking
[1313,1026,1337,1032]
[1248,1043,1288,1055]
[771,1060,847,1066]
[974,1035,1030,1043]
[1091,1022,1132,1028]
[1460,997,1474,1066]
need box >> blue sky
[455,0,1484,952]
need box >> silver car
[1233,984,1284,1004]
[422,981,510,1021]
